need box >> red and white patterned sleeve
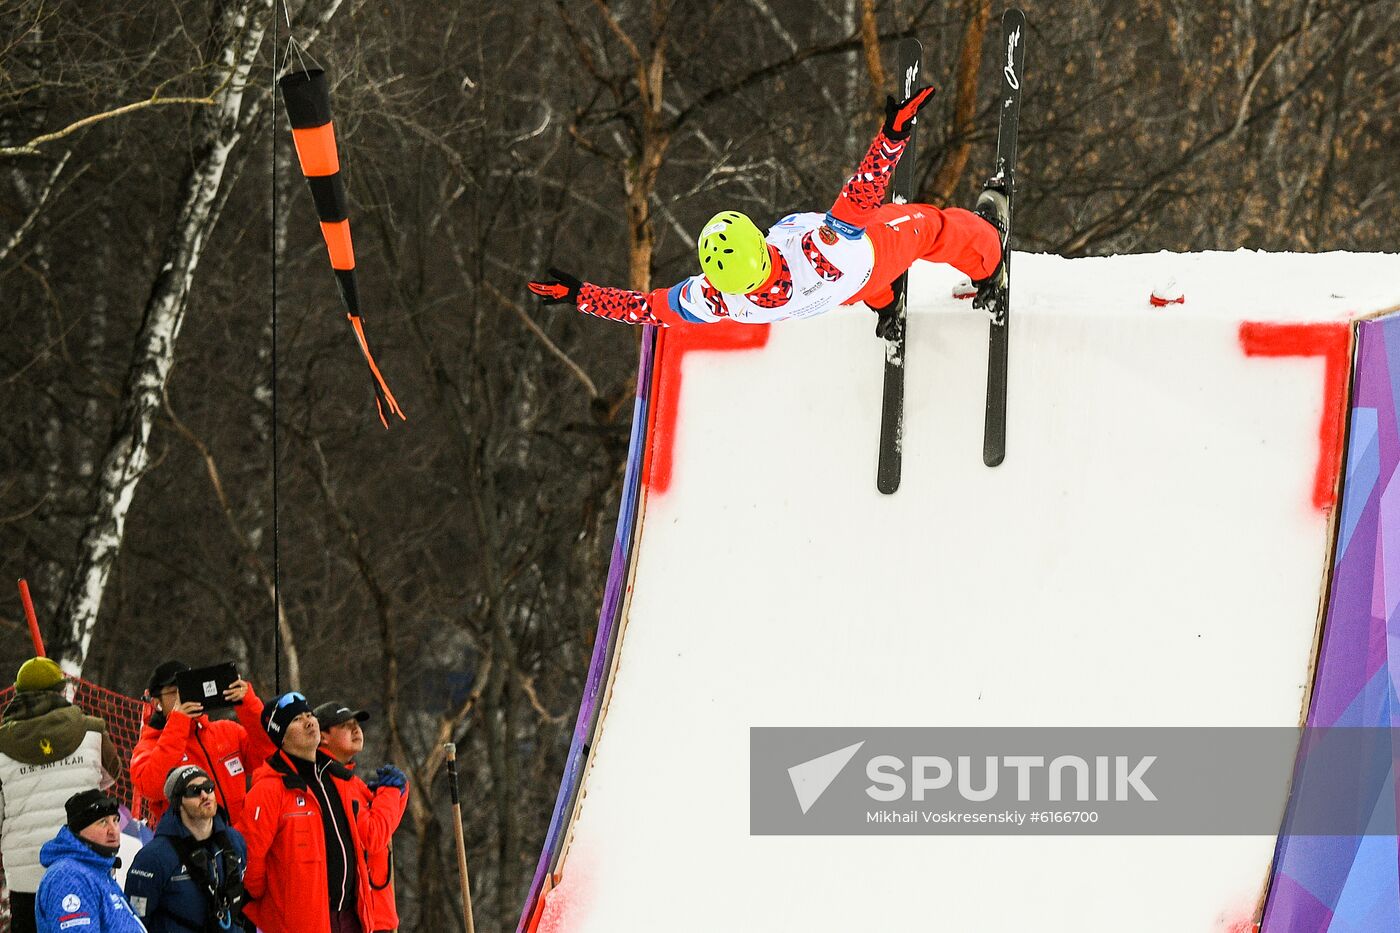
[574,278,722,326]
[574,283,688,327]
[828,128,908,231]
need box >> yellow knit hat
[15,657,64,693]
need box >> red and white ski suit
[573,125,1001,326]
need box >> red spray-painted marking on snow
[643,322,772,493]
[1240,321,1353,512]
[529,873,566,933]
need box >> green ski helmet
[697,210,770,294]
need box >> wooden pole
[17,579,44,656]
[445,742,476,933]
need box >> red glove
[527,268,582,305]
[883,86,937,139]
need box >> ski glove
[527,268,582,305]
[869,277,906,340]
[883,86,937,140]
[374,764,408,793]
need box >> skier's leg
[847,203,1001,308]
[908,205,1001,280]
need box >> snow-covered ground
[538,251,1400,932]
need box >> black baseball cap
[146,660,190,695]
[314,701,370,730]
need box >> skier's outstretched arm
[827,86,936,234]
[528,268,722,326]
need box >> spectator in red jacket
[131,661,276,825]
[237,693,404,933]
[316,701,409,933]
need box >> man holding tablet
[132,660,277,825]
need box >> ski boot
[970,185,1010,319]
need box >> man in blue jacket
[35,789,146,932]
[126,765,250,932]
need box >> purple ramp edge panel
[517,327,660,932]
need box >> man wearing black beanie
[235,693,377,933]
[34,790,145,932]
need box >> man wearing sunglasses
[126,764,251,931]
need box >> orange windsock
[279,68,404,427]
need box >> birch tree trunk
[54,0,271,676]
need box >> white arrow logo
[787,741,865,814]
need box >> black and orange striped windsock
[279,68,405,427]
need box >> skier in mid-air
[528,86,1008,336]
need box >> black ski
[876,37,923,495]
[982,9,1025,467]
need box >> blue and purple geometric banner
[1264,315,1400,931]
